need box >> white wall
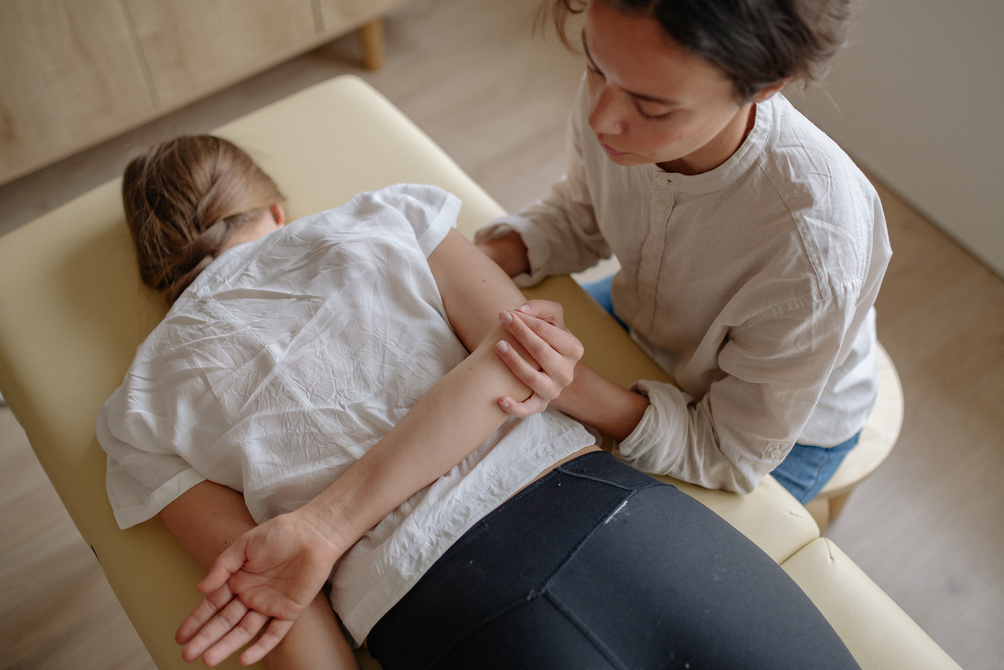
[788,0,1004,277]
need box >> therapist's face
[582,0,758,175]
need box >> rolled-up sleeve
[619,293,855,494]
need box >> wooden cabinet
[317,0,382,30]
[125,0,317,108]
[0,0,409,185]
[0,0,154,182]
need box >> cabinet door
[125,0,317,108]
[0,0,155,183]
[316,0,399,33]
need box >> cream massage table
[0,75,959,669]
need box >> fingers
[198,563,235,596]
[515,299,567,328]
[498,313,575,369]
[180,592,277,667]
[196,535,248,595]
[499,392,547,418]
[176,584,235,644]
[238,618,295,666]
[495,338,558,408]
[201,609,273,667]
[176,520,323,666]
[512,302,583,360]
[180,596,253,663]
[498,308,583,384]
[495,302,584,417]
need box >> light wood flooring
[1,1,1001,668]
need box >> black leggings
[368,452,858,670]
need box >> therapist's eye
[637,105,673,121]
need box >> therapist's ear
[750,79,789,104]
[271,203,286,226]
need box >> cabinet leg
[358,18,386,70]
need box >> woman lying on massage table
[97,135,858,669]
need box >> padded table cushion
[783,539,961,669]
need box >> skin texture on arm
[432,229,583,413]
[471,227,649,439]
[434,230,648,440]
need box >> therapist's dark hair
[122,135,284,305]
[544,0,854,102]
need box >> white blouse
[97,184,593,643]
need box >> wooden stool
[805,342,904,532]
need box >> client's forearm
[262,593,358,670]
[160,480,259,573]
[298,326,529,553]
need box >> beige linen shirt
[477,83,891,493]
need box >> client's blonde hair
[122,135,284,304]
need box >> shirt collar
[653,94,777,195]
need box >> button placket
[637,177,675,336]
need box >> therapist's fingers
[514,299,569,327]
[495,315,582,419]
[495,319,560,392]
[495,339,550,418]
[513,302,583,360]
[500,310,582,384]
[498,392,548,418]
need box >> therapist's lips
[598,139,628,157]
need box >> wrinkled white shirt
[97,184,593,643]
[477,82,891,493]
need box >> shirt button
[654,200,668,212]
[656,174,669,186]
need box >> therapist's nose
[588,84,627,136]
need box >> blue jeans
[771,434,860,504]
[583,275,860,505]
[368,452,858,670]
[581,274,628,331]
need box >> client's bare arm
[160,481,357,669]
[440,229,649,440]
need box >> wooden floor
[1,1,1001,668]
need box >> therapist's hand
[176,508,346,667]
[495,299,584,418]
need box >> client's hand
[495,299,584,418]
[176,508,346,667]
